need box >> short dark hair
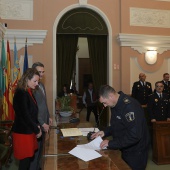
[99,85,116,98]
[155,81,164,87]
[163,73,169,77]
[32,62,44,69]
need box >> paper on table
[77,136,106,150]
[78,128,99,136]
[69,146,102,162]
[61,128,82,137]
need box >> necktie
[39,84,45,95]
[160,94,162,99]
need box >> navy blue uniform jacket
[104,91,150,153]
[147,92,170,121]
[132,81,152,105]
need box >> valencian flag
[23,38,28,73]
[5,40,15,120]
[1,40,15,120]
[12,38,21,92]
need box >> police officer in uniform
[147,81,170,122]
[132,73,152,105]
[92,85,150,170]
[161,73,170,98]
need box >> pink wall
[1,0,170,113]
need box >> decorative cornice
[0,23,7,34]
[4,29,47,50]
[117,33,170,54]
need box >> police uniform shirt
[161,80,170,98]
[147,92,170,121]
[104,91,150,153]
[132,81,152,105]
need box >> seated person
[70,83,79,96]
[58,84,70,98]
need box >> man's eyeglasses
[38,71,45,73]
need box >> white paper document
[77,136,106,150]
[69,146,102,162]
[78,128,99,136]
[60,128,82,137]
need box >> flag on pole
[0,37,7,120]
[0,38,6,97]
[13,38,21,92]
[5,40,15,120]
[23,38,28,73]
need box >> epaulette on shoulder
[123,97,131,104]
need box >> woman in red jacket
[12,68,42,170]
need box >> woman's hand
[36,126,42,138]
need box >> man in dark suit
[82,82,98,125]
[30,62,52,170]
[161,73,170,98]
[132,73,152,105]
[147,81,170,122]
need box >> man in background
[82,82,98,125]
[30,62,52,170]
[132,73,152,105]
[147,81,170,122]
[161,73,170,98]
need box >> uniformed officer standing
[132,73,152,105]
[92,85,150,170]
[161,73,170,98]
[147,81,170,122]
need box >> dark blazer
[132,81,152,105]
[147,92,170,121]
[33,82,50,127]
[161,80,170,98]
[12,89,40,134]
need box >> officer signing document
[91,85,150,170]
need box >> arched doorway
[56,7,108,93]
[52,4,112,114]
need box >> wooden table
[42,114,131,170]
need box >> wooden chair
[0,121,13,169]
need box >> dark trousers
[19,157,31,170]
[86,105,98,123]
[30,131,45,170]
[122,150,148,170]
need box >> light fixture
[145,50,157,65]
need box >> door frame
[52,4,113,113]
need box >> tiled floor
[2,108,170,170]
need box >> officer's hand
[167,118,170,121]
[91,131,104,139]
[151,119,156,123]
[100,140,109,149]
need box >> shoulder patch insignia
[125,112,135,122]
[123,97,131,104]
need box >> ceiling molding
[117,33,170,54]
[4,29,48,50]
